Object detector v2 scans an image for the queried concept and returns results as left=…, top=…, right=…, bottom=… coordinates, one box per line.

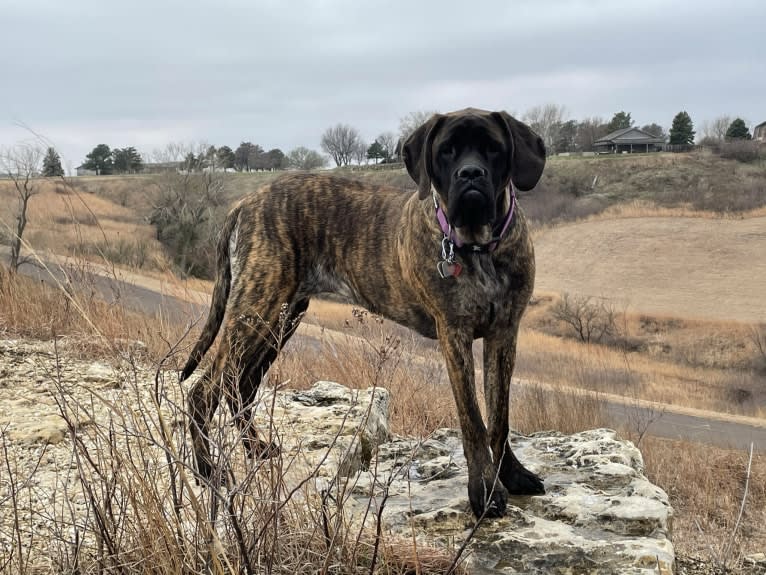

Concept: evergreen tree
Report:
left=234, top=142, right=258, bottom=171
left=669, top=111, right=695, bottom=145
left=42, top=147, right=64, bottom=176
left=607, top=111, right=633, bottom=132
left=265, top=148, right=285, bottom=170
left=112, top=147, right=143, bottom=173
left=725, top=118, right=752, bottom=141
left=82, top=144, right=113, bottom=175
left=641, top=123, right=667, bottom=140
left=554, top=120, right=578, bottom=153
left=216, top=145, right=235, bottom=170
left=182, top=152, right=198, bottom=172
left=366, top=140, right=385, bottom=163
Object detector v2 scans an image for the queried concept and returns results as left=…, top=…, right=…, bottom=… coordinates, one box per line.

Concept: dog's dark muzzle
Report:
left=450, top=185, right=497, bottom=228
left=448, top=162, right=496, bottom=228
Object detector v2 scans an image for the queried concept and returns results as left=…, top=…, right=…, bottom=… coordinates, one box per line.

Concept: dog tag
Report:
left=437, top=260, right=462, bottom=278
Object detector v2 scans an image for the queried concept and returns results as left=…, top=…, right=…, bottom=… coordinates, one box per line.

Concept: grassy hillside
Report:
left=5, top=151, right=763, bottom=261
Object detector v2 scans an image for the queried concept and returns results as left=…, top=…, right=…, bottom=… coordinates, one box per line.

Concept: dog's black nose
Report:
left=456, top=164, right=487, bottom=180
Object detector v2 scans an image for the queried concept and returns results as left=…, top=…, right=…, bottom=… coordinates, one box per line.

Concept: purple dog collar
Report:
left=432, top=183, right=516, bottom=253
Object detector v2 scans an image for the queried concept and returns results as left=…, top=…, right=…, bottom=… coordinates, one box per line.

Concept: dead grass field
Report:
left=0, top=178, right=168, bottom=272
left=534, top=216, right=766, bottom=323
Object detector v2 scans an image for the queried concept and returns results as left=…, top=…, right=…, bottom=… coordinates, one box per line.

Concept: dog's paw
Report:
left=244, top=437, right=281, bottom=460
left=500, top=463, right=545, bottom=496
left=192, top=460, right=230, bottom=489
left=468, top=472, right=507, bottom=519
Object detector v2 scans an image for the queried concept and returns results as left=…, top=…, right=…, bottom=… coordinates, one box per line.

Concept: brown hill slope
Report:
left=534, top=216, right=766, bottom=322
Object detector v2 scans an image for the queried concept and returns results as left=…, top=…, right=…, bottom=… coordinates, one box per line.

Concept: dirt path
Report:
left=534, top=216, right=766, bottom=323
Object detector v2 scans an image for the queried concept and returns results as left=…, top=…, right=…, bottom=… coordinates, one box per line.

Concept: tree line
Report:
left=318, top=108, right=759, bottom=168
left=516, top=106, right=756, bottom=154
left=78, top=142, right=327, bottom=175
left=7, top=107, right=761, bottom=181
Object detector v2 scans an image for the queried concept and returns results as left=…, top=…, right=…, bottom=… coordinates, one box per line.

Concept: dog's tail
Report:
left=180, top=205, right=241, bottom=381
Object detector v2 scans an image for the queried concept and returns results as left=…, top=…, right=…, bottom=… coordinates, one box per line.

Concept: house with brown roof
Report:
left=594, top=127, right=666, bottom=154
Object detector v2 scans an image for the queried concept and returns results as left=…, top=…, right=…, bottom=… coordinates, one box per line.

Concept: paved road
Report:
left=15, top=257, right=766, bottom=454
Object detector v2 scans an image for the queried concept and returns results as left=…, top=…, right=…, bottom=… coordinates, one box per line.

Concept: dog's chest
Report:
left=446, top=260, right=518, bottom=335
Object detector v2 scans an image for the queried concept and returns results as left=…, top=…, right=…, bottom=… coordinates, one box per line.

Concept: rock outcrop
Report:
left=258, top=380, right=675, bottom=575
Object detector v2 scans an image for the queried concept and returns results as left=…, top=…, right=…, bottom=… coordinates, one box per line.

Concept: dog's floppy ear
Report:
left=403, top=114, right=445, bottom=199
left=492, top=111, right=546, bottom=191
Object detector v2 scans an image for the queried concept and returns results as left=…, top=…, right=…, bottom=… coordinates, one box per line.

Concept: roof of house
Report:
left=594, top=127, right=666, bottom=146
left=754, top=120, right=766, bottom=130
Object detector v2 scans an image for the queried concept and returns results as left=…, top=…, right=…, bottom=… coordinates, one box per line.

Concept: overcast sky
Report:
left=1, top=0, right=764, bottom=171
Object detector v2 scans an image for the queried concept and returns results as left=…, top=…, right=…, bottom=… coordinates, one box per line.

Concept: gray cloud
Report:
left=1, top=0, right=764, bottom=169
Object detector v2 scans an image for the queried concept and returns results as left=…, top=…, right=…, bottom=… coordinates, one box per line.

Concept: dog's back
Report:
left=180, top=173, right=416, bottom=379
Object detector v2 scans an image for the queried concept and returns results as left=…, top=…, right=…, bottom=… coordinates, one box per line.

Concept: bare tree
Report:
left=576, top=117, right=608, bottom=152
left=1, top=144, right=43, bottom=272
left=551, top=293, right=619, bottom=344
left=149, top=143, right=227, bottom=277
left=286, top=146, right=326, bottom=170
left=320, top=124, right=362, bottom=167
left=523, top=103, right=567, bottom=153
left=376, top=131, right=397, bottom=162
left=700, top=115, right=732, bottom=143
left=152, top=141, right=212, bottom=173
left=398, top=110, right=438, bottom=144
left=353, top=139, right=368, bottom=165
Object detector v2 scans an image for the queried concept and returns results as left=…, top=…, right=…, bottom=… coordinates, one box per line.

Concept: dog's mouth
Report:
left=448, top=187, right=495, bottom=244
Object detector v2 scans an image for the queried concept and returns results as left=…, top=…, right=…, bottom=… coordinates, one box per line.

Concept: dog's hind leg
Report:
left=225, top=298, right=309, bottom=461
left=188, top=357, right=227, bottom=483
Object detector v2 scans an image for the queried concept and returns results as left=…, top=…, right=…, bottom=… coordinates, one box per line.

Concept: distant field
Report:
left=534, top=216, right=766, bottom=323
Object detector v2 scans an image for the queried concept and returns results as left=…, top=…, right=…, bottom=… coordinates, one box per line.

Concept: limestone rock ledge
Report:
left=267, top=381, right=675, bottom=575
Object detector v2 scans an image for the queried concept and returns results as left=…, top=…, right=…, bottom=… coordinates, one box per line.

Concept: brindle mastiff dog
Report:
left=180, top=108, right=546, bottom=518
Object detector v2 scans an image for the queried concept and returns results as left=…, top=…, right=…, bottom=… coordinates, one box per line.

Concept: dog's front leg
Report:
left=483, top=335, right=545, bottom=496
left=437, top=323, right=507, bottom=518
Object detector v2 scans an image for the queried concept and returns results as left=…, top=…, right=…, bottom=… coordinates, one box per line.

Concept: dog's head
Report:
left=403, top=108, right=545, bottom=245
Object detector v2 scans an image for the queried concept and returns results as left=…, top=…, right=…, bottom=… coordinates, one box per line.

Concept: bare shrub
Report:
left=150, top=169, right=227, bottom=278
left=551, top=293, right=619, bottom=344
left=0, top=144, right=43, bottom=272
left=750, top=323, right=766, bottom=375
left=81, top=237, right=154, bottom=269
left=720, top=140, right=762, bottom=163
left=518, top=185, right=607, bottom=225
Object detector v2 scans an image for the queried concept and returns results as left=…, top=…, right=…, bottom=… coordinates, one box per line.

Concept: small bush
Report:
left=150, top=171, right=228, bottom=278
left=82, top=237, right=153, bottom=269
left=720, top=141, right=762, bottom=163
left=551, top=293, right=619, bottom=344
left=751, top=324, right=766, bottom=375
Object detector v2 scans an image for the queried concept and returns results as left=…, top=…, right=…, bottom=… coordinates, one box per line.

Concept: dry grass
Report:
left=0, top=267, right=763, bottom=571
left=0, top=263, right=194, bottom=363
left=0, top=178, right=168, bottom=272
left=533, top=215, right=766, bottom=324
left=644, top=437, right=766, bottom=563
left=531, top=305, right=766, bottom=418
left=305, top=297, right=766, bottom=420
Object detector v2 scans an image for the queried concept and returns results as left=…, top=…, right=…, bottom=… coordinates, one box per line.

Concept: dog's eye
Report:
left=439, top=146, right=456, bottom=159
